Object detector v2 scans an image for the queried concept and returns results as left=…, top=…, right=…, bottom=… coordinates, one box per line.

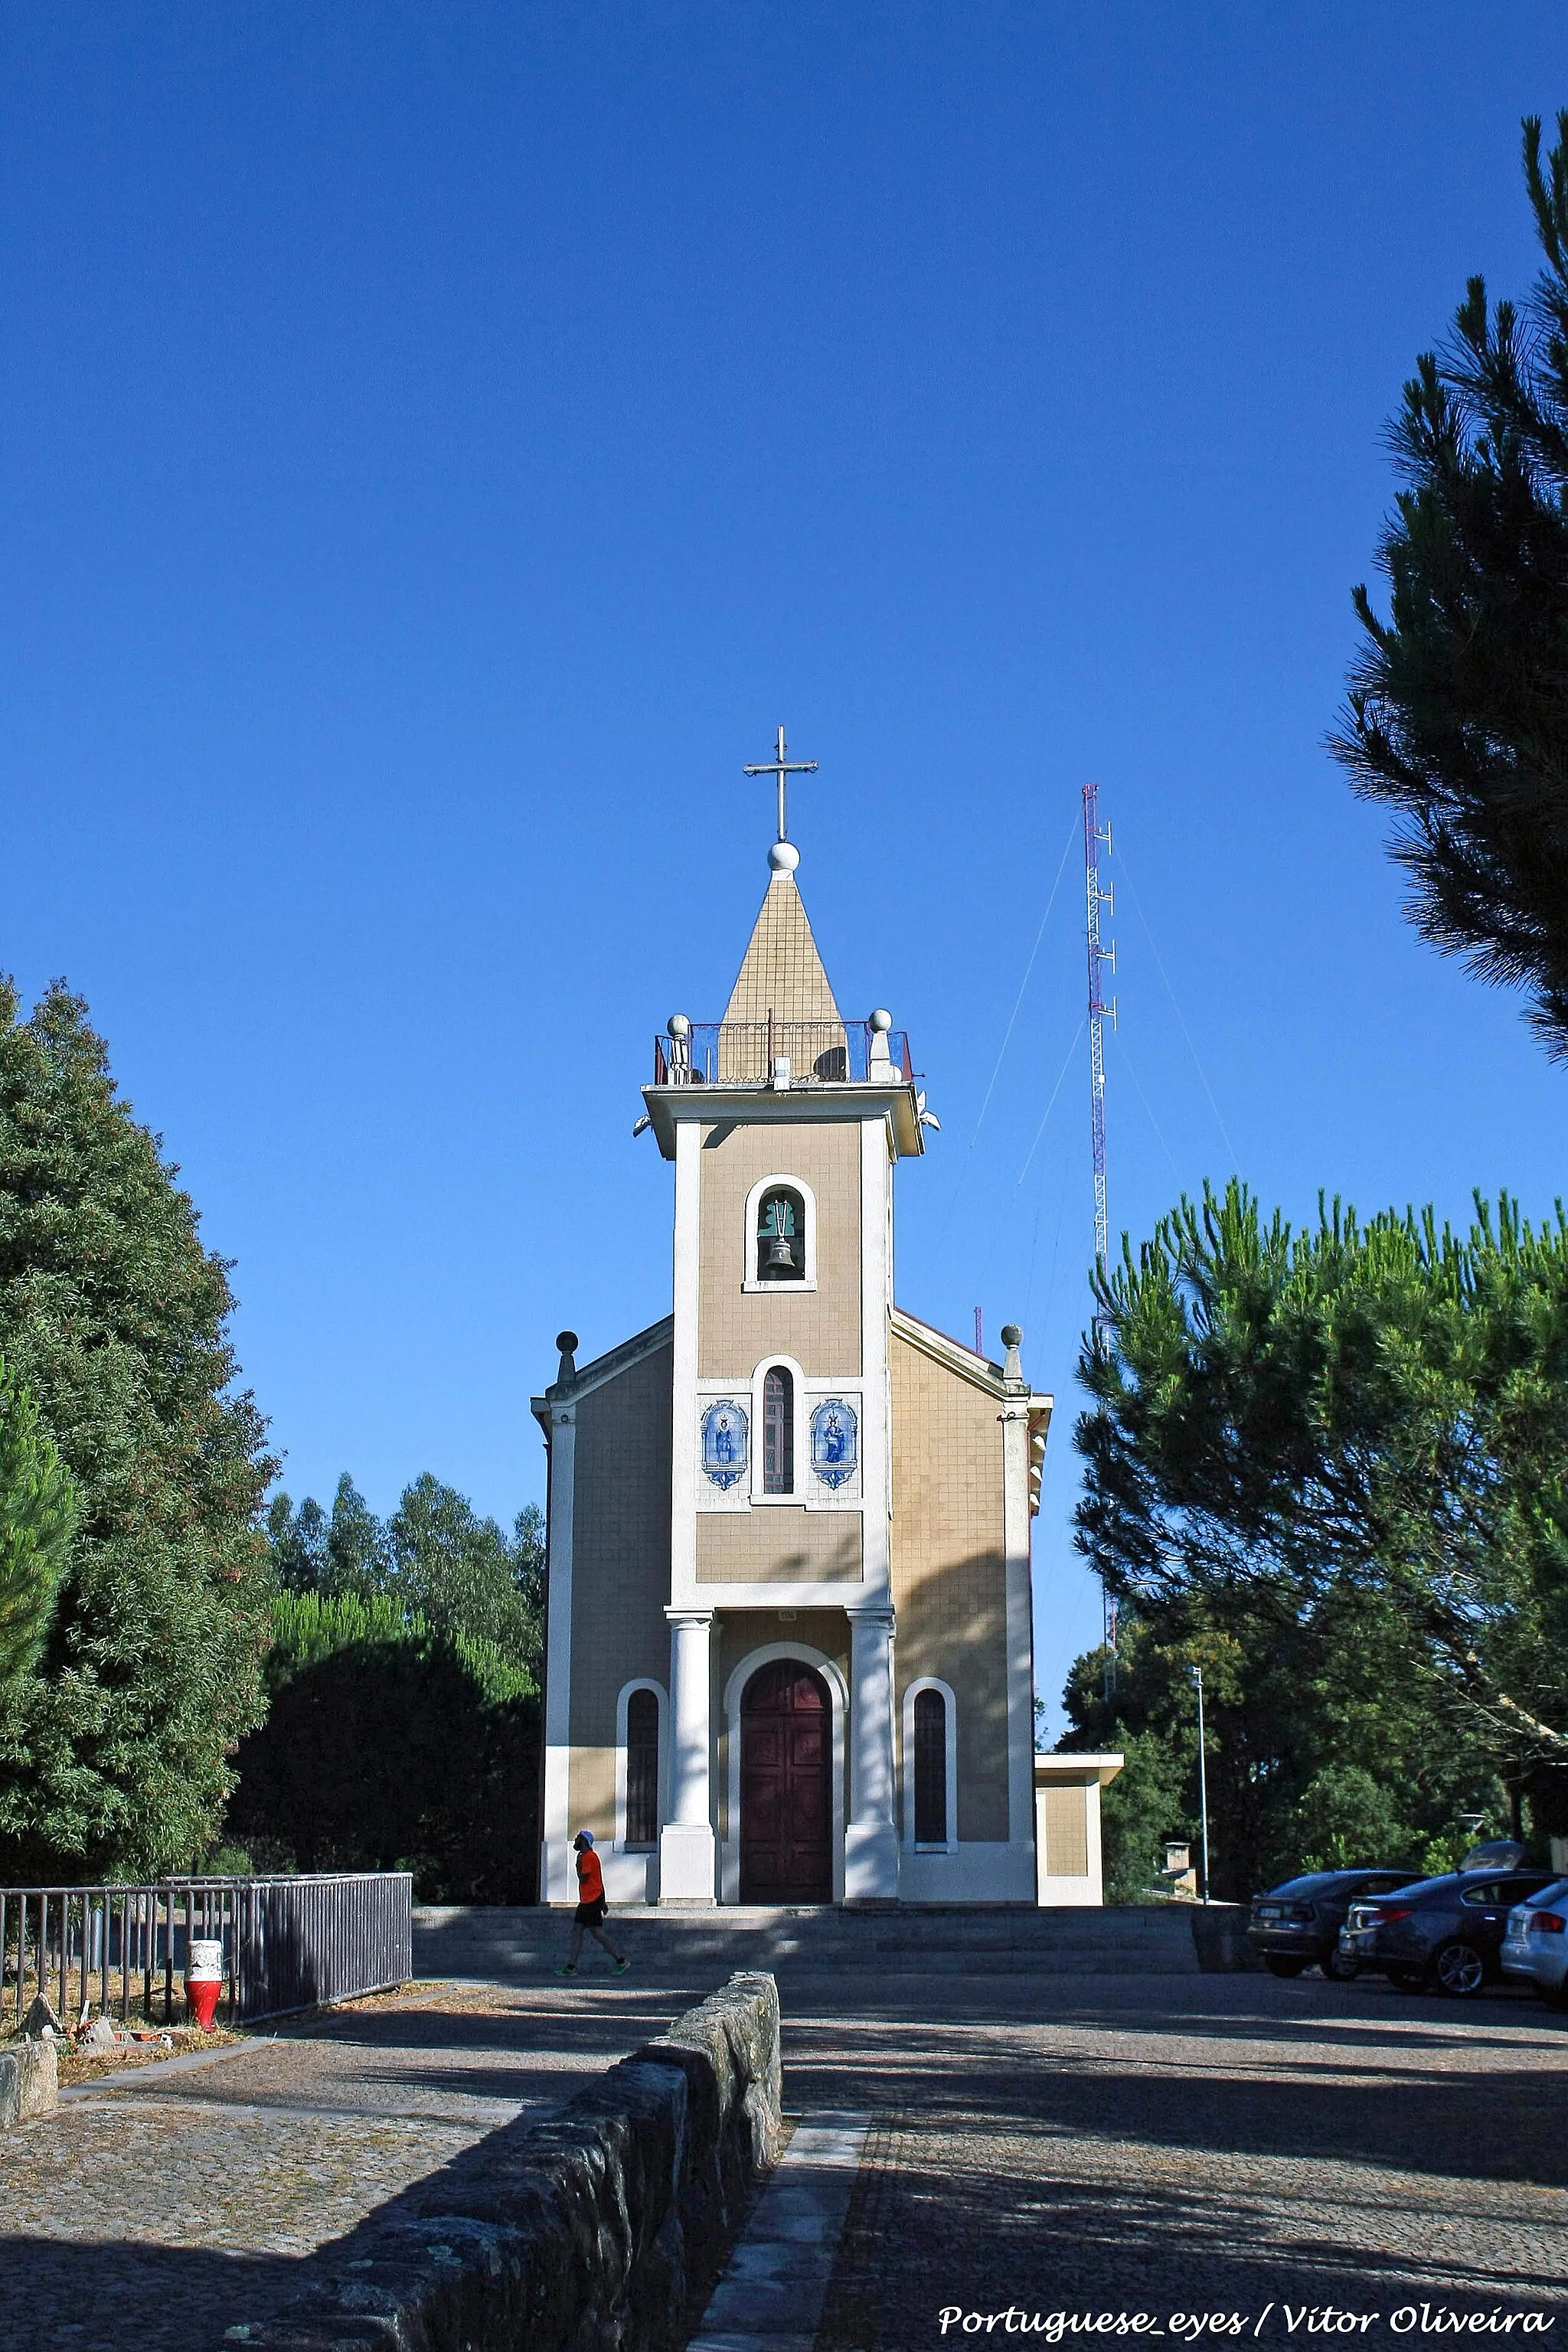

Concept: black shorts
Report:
left=573, top=1896, right=607, bottom=1926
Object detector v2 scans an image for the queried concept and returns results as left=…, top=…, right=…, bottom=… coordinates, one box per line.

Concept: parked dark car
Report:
left=1339, top=1866, right=1563, bottom=1995
left=1247, top=1869, right=1420, bottom=1978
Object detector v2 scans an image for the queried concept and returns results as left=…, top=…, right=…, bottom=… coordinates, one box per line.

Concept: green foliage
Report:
left=1096, top=1723, right=1190, bottom=1904
left=266, top=1476, right=544, bottom=1675
left=264, top=1587, right=535, bottom=1709
left=387, top=1476, right=542, bottom=1668
left=266, top=1474, right=389, bottom=1597
left=228, top=1589, right=538, bottom=1903
left=0, top=1352, right=78, bottom=1694
left=0, top=981, right=275, bottom=1880
left=1331, top=113, right=1568, bottom=1062
left=1063, top=1611, right=1485, bottom=1899
left=1069, top=1182, right=1568, bottom=1890
left=268, top=1588, right=420, bottom=1674
left=1294, top=1766, right=1410, bottom=1873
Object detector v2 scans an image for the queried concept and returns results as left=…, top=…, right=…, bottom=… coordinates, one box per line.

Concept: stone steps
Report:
left=413, top=1902, right=1251, bottom=1979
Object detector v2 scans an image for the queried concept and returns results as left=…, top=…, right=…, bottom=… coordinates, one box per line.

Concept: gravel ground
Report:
left=6, top=1961, right=1563, bottom=2352
left=0, top=1977, right=687, bottom=2352
left=793, top=1974, right=1568, bottom=2352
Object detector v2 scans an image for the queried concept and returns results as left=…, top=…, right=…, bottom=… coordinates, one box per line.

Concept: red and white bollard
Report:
left=185, top=1937, right=224, bottom=2031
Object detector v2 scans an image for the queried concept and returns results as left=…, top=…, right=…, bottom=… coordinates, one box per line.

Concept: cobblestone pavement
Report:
left=789, top=1974, right=1568, bottom=2352
left=0, top=1976, right=685, bottom=2352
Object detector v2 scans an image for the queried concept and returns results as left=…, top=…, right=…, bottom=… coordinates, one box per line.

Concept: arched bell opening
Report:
left=756, top=1185, right=806, bottom=1282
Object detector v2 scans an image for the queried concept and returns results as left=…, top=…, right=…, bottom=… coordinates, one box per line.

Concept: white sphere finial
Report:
left=769, top=840, right=800, bottom=873
left=667, top=1014, right=691, bottom=1038
left=869, top=1008, right=893, bottom=1033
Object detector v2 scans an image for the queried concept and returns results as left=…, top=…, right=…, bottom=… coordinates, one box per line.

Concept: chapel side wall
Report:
left=566, top=1342, right=674, bottom=1841
left=697, top=1119, right=861, bottom=1379
left=890, top=1328, right=1010, bottom=1841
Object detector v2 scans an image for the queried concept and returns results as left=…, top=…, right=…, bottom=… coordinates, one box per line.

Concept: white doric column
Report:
left=658, top=1606, right=717, bottom=1903
left=844, top=1603, right=899, bottom=1900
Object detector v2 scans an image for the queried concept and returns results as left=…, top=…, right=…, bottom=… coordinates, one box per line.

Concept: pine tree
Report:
left=0, top=980, right=275, bottom=1879
left=1331, top=114, right=1568, bottom=1063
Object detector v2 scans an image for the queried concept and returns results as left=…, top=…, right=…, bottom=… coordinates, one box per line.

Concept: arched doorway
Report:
left=739, top=1658, right=833, bottom=1903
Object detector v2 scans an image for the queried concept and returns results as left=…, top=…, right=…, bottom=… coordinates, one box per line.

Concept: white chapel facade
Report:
left=534, top=760, right=1054, bottom=1906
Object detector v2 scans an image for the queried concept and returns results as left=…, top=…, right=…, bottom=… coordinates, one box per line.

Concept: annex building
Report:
left=534, top=748, right=1065, bottom=1907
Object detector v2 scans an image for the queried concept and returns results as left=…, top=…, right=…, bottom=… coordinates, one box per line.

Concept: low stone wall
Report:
left=246, top=1969, right=783, bottom=2352
left=0, top=2037, right=57, bottom=2131
left=1189, top=1901, right=1263, bottom=1972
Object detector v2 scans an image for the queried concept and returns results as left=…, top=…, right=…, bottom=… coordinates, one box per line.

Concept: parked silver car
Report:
left=1500, top=1877, right=1568, bottom=2007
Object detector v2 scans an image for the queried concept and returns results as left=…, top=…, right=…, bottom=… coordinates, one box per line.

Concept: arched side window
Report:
left=903, top=1676, right=959, bottom=1853
left=756, top=1186, right=806, bottom=1282
left=616, top=1678, right=666, bottom=1853
left=763, top=1365, right=795, bottom=1493
left=625, top=1688, right=660, bottom=1848
left=913, top=1689, right=949, bottom=1845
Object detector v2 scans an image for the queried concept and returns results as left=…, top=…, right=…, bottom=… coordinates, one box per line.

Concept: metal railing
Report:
left=1, top=1873, right=412, bottom=2030
left=653, top=1019, right=915, bottom=1089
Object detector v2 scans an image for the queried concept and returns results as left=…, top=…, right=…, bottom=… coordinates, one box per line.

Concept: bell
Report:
left=763, top=1233, right=796, bottom=1276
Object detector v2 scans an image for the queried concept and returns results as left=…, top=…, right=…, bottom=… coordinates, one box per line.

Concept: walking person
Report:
left=556, top=1830, right=629, bottom=1975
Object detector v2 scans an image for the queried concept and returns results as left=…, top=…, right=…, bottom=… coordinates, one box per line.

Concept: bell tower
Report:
left=641, top=748, right=926, bottom=1904
left=537, top=727, right=1050, bottom=1915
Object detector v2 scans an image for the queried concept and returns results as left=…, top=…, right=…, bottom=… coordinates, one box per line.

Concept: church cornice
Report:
left=890, top=1305, right=1011, bottom=1396
left=530, top=1312, right=675, bottom=1429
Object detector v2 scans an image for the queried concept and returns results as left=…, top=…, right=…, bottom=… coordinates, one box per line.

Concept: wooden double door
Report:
left=739, top=1658, right=833, bottom=1904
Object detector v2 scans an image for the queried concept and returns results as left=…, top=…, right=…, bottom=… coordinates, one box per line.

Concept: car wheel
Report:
left=1386, top=1965, right=1426, bottom=1991
left=1322, top=1948, right=1359, bottom=1982
left=1263, top=1955, right=1307, bottom=1978
left=1431, top=1940, right=1488, bottom=1998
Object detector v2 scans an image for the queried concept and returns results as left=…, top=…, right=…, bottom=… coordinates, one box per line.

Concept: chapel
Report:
left=533, top=741, right=1057, bottom=1907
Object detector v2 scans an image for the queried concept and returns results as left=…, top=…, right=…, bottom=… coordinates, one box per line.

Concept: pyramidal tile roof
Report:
left=723, top=861, right=843, bottom=1026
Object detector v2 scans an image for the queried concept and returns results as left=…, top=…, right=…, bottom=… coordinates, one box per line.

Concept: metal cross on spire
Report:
left=743, top=724, right=818, bottom=842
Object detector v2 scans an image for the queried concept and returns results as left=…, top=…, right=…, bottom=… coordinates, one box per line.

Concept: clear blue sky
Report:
left=5, top=5, right=1566, bottom=1736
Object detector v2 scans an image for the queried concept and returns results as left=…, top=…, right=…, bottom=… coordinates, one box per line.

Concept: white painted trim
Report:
left=889, top=1305, right=1008, bottom=1397
left=901, top=1675, right=959, bottom=1854
left=660, top=1607, right=717, bottom=1902
left=682, top=1580, right=868, bottom=1609
left=539, top=1401, right=577, bottom=1905
left=750, top=1353, right=808, bottom=1502
left=741, top=1170, right=818, bottom=1292
left=668, top=1117, right=702, bottom=1607
left=614, top=1678, right=668, bottom=1854
left=844, top=1603, right=899, bottom=1897
left=720, top=1641, right=848, bottom=1905
left=1034, top=1778, right=1106, bottom=1906
left=859, top=1120, right=891, bottom=1596
left=1001, top=1393, right=1037, bottom=1861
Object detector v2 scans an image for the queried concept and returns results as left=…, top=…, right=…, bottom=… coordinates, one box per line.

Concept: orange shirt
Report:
left=577, top=1846, right=604, bottom=1903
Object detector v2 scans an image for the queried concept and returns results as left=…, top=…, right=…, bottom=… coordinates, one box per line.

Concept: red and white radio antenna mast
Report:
left=1083, top=780, right=1119, bottom=1704
left=1082, top=782, right=1116, bottom=1279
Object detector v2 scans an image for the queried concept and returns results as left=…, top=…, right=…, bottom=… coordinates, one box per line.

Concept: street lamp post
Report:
left=1191, top=1665, right=1210, bottom=1906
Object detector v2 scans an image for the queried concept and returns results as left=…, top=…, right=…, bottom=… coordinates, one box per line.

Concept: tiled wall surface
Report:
left=890, top=1329, right=1011, bottom=1842
left=696, top=1508, right=864, bottom=1583
left=697, top=1117, right=862, bottom=1378
left=567, top=1341, right=675, bottom=1836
